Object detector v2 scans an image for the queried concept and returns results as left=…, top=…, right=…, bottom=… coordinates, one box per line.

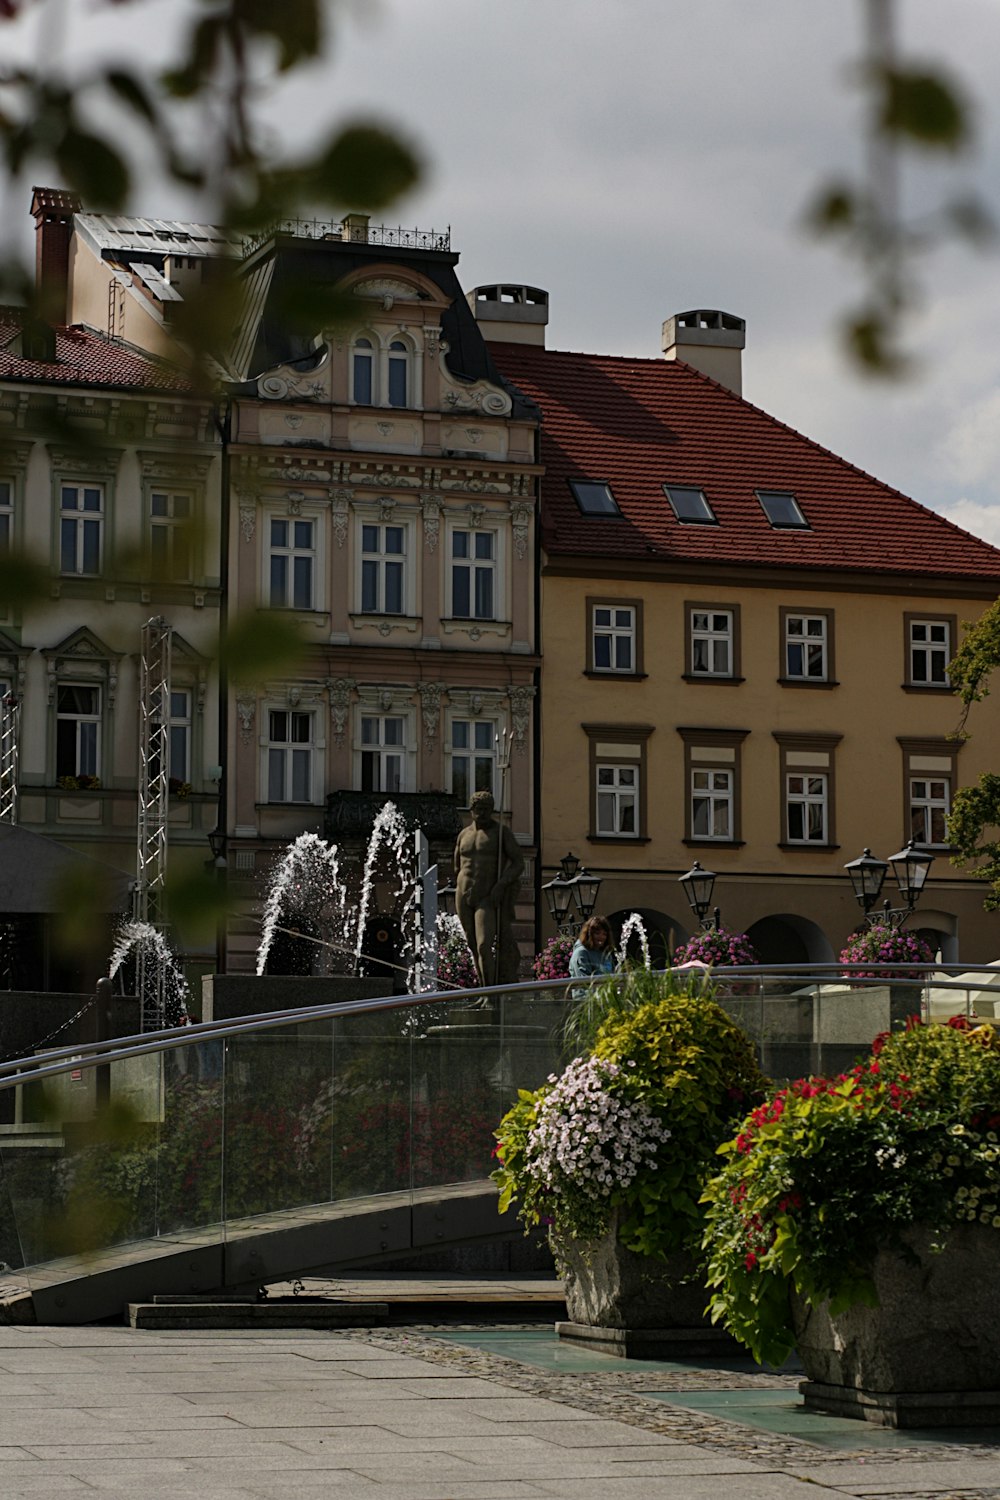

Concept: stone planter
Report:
left=553, top=1211, right=736, bottom=1359
left=792, top=1224, right=1000, bottom=1427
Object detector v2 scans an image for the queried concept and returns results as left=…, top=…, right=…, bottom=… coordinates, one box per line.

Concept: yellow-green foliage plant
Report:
left=701, top=1016, right=1000, bottom=1366
left=493, top=981, right=767, bottom=1261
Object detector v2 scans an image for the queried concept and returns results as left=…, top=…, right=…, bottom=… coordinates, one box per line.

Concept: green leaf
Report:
left=104, top=68, right=159, bottom=125
left=55, top=126, right=130, bottom=210
left=222, top=611, right=309, bottom=683
left=308, top=123, right=421, bottom=212
left=879, top=68, right=970, bottom=152
left=233, top=0, right=323, bottom=70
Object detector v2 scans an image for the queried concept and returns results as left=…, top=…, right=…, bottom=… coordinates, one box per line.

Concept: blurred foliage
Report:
left=808, top=0, right=994, bottom=374
left=946, top=600, right=1000, bottom=910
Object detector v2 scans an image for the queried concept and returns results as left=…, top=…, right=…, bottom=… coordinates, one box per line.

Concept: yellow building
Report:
left=487, top=304, right=1000, bottom=964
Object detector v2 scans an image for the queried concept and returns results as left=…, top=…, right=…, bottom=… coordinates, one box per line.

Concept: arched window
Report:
left=352, top=336, right=374, bottom=405
left=387, top=340, right=409, bottom=408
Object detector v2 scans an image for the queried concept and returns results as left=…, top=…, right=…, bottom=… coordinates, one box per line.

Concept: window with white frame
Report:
left=269, top=517, right=315, bottom=610
left=360, top=714, right=405, bottom=793
left=450, top=718, right=495, bottom=805
left=691, top=767, right=733, bottom=840
left=387, top=339, right=410, bottom=407
left=783, top=612, right=829, bottom=680
left=910, top=776, right=950, bottom=847
left=786, top=772, right=828, bottom=843
left=150, top=490, right=193, bottom=582
left=451, top=530, right=496, bottom=620
left=60, top=483, right=103, bottom=575
left=361, top=523, right=405, bottom=614
left=596, top=763, right=638, bottom=836
left=56, top=684, right=101, bottom=779
left=266, top=709, right=314, bottom=803
left=352, top=335, right=375, bottom=405
left=592, top=604, right=635, bottom=673
left=169, top=689, right=192, bottom=784
left=0, top=479, right=12, bottom=554
left=690, top=608, right=734, bottom=677
left=908, top=619, right=951, bottom=686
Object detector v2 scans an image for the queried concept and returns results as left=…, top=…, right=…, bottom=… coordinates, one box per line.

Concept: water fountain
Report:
left=109, top=919, right=192, bottom=1030
left=618, top=911, right=651, bottom=970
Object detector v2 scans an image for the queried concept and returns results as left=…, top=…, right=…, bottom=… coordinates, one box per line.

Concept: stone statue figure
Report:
left=453, top=789, right=524, bottom=986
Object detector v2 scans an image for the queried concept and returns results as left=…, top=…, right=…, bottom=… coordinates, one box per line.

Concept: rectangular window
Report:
left=451, top=530, right=495, bottom=620
left=592, top=605, right=635, bottom=673
left=169, top=689, right=191, bottom=784
left=60, top=484, right=103, bottom=575
left=690, top=608, right=733, bottom=676
left=266, top=710, right=313, bottom=803
left=756, top=490, right=809, bottom=529
left=360, top=523, right=405, bottom=615
left=360, top=714, right=404, bottom=793
left=596, top=764, right=638, bottom=836
left=56, top=684, right=101, bottom=778
left=691, top=768, right=733, bottom=840
left=910, top=777, right=950, bottom=847
left=569, top=480, right=621, bottom=516
left=784, top=613, right=828, bottom=680
left=269, top=517, right=315, bottom=610
left=150, top=490, right=193, bottom=582
left=0, top=479, right=12, bottom=554
left=664, top=485, right=717, bottom=524
left=450, top=719, right=495, bottom=806
left=786, top=772, right=828, bottom=843
left=909, top=619, right=951, bottom=686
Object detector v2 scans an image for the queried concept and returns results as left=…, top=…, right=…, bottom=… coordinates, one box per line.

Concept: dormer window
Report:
left=664, top=485, right=717, bottom=524
left=756, top=489, right=809, bottom=529
left=352, top=336, right=374, bottom=405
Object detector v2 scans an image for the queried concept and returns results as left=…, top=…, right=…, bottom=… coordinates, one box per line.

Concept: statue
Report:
left=453, top=789, right=524, bottom=985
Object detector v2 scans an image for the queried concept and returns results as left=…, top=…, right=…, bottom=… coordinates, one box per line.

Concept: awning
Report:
left=0, top=825, right=131, bottom=914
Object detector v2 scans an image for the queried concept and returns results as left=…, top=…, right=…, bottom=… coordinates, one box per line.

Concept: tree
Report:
left=947, top=599, right=1000, bottom=910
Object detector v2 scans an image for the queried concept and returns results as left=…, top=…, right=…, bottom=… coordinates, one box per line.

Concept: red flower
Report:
left=744, top=1251, right=758, bottom=1270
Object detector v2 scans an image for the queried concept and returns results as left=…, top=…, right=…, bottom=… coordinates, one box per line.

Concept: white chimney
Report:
left=467, top=284, right=549, bottom=346
left=662, top=309, right=745, bottom=395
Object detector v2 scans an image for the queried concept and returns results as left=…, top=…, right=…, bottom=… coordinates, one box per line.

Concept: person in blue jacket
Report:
left=568, top=915, right=615, bottom=998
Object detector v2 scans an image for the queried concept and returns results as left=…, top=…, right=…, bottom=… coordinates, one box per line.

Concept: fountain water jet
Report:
left=110, top=919, right=191, bottom=1030
left=618, top=911, right=651, bottom=970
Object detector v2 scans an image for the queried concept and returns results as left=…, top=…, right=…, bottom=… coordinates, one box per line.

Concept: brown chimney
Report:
left=30, top=186, right=81, bottom=324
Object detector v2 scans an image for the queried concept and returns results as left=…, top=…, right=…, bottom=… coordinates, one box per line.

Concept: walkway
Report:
left=0, top=1293, right=997, bottom=1498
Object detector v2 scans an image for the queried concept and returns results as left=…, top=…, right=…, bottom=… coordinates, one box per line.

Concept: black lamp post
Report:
left=679, top=860, right=721, bottom=932
left=845, top=841, right=933, bottom=929
left=542, top=853, right=602, bottom=936
left=207, top=827, right=227, bottom=974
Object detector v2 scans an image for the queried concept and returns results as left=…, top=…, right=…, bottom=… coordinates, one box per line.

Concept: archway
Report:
left=607, top=908, right=690, bottom=969
left=910, top=908, right=957, bottom=965
left=747, top=914, right=834, bottom=966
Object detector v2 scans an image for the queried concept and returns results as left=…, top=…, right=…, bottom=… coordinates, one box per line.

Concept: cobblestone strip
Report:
left=335, top=1325, right=1000, bottom=1470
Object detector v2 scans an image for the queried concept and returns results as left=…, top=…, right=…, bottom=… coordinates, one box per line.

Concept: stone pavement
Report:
left=0, top=1318, right=999, bottom=1500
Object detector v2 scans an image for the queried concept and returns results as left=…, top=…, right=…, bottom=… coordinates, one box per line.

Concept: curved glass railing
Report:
left=0, top=964, right=992, bottom=1320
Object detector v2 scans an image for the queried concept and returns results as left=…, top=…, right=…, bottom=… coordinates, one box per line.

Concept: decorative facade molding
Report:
left=325, top=677, right=355, bottom=746
left=138, top=451, right=213, bottom=484
left=377, top=496, right=396, bottom=524
left=287, top=490, right=304, bottom=516
left=331, top=490, right=351, bottom=547
left=235, top=689, right=256, bottom=747
left=467, top=503, right=485, bottom=529
left=257, top=371, right=327, bottom=402
left=510, top=499, right=532, bottom=560
left=420, top=494, right=442, bottom=552
left=507, top=684, right=536, bottom=754
left=418, top=682, right=443, bottom=746
left=439, top=363, right=512, bottom=417
left=48, top=447, right=122, bottom=479
left=239, top=504, right=256, bottom=543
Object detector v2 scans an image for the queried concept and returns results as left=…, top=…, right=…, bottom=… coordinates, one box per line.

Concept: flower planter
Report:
left=553, top=1212, right=737, bottom=1359
left=792, top=1224, right=1000, bottom=1427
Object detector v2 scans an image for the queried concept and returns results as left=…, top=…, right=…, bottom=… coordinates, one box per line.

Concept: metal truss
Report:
left=135, top=618, right=172, bottom=1029
left=0, top=693, right=19, bottom=826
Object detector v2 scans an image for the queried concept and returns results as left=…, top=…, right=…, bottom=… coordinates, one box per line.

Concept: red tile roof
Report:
left=491, top=342, right=1000, bottom=583
left=0, top=311, right=191, bottom=391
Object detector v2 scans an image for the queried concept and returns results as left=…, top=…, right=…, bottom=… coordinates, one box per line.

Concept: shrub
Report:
left=701, top=1016, right=1000, bottom=1366
left=494, top=978, right=768, bottom=1264
left=672, top=926, right=759, bottom=968
left=532, top=934, right=574, bottom=981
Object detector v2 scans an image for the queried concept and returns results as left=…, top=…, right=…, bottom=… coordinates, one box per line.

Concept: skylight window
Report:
left=756, top=490, right=810, bottom=529
left=664, top=485, right=717, bottom=525
left=569, top=480, right=621, bottom=516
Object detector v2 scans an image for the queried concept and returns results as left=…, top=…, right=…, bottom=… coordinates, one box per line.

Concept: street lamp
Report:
left=207, top=827, right=227, bottom=974
left=542, top=853, right=602, bottom=936
left=844, top=841, right=934, bottom=929
left=679, top=860, right=721, bottom=932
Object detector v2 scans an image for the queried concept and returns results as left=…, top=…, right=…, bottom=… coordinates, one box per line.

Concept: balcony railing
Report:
left=242, top=220, right=451, bottom=259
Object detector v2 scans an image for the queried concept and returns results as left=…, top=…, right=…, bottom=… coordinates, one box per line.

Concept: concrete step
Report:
left=128, top=1298, right=390, bottom=1330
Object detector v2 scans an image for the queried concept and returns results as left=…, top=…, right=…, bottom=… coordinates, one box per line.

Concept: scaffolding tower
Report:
left=0, top=692, right=19, bottom=826
left=134, top=618, right=172, bottom=1029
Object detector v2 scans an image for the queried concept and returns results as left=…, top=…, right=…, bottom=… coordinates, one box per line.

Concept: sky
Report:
left=9, top=0, right=1000, bottom=545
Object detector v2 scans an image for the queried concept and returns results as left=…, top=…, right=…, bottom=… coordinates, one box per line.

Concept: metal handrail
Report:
left=0, top=960, right=990, bottom=1094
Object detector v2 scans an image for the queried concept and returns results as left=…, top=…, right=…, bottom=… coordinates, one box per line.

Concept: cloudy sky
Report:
left=11, top=0, right=1000, bottom=544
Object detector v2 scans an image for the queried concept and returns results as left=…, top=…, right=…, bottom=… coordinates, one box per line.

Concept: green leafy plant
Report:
left=494, top=979, right=767, bottom=1265
left=701, top=1015, right=1000, bottom=1366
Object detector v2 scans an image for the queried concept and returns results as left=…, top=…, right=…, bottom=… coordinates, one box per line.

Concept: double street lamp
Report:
left=542, top=852, right=603, bottom=936
left=678, top=860, right=722, bottom=932
left=844, top=839, right=934, bottom=930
